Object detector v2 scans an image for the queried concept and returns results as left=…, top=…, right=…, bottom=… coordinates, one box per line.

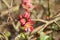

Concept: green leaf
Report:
left=20, top=33, right=25, bottom=39
left=45, top=36, right=49, bottom=40
left=4, top=31, right=11, bottom=37
left=40, top=32, right=45, bottom=40
left=39, top=32, right=49, bottom=40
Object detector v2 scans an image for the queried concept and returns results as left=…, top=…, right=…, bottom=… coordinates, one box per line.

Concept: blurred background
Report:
left=0, top=0, right=60, bottom=40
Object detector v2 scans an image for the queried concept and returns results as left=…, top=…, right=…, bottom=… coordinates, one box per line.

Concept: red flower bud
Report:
left=22, top=0, right=32, bottom=9
left=24, top=10, right=30, bottom=19
left=19, top=14, right=23, bottom=19
left=46, top=16, right=50, bottom=20
left=20, top=18, right=26, bottom=25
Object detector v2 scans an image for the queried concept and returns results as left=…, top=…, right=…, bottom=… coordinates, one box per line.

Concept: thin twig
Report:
left=38, top=23, right=48, bottom=33
left=45, top=30, right=53, bottom=34
left=11, top=0, right=14, bottom=7
left=0, top=0, right=2, bottom=10
left=32, top=19, right=48, bottom=23
left=0, top=32, right=8, bottom=40
left=31, top=25, right=45, bottom=34
left=2, top=0, right=11, bottom=8
left=38, top=17, right=60, bottom=33
left=54, top=21, right=60, bottom=27
left=9, top=15, right=20, bottom=32
left=31, top=38, right=37, bottom=40
left=1, top=5, right=19, bottom=16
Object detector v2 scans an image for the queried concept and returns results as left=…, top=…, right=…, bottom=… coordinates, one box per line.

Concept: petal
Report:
left=28, top=27, right=31, bottom=32
left=27, top=21, right=33, bottom=25
left=24, top=26, right=28, bottom=31
left=20, top=18, right=26, bottom=25
left=24, top=10, right=30, bottom=19
left=30, top=26, right=33, bottom=32
left=26, top=3, right=33, bottom=8
left=22, top=4, right=25, bottom=8
left=27, top=26, right=33, bottom=32
left=29, top=21, right=34, bottom=25
left=23, top=0, right=30, bottom=3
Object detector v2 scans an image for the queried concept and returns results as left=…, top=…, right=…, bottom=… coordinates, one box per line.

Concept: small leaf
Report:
left=39, top=32, right=49, bottom=40
left=20, top=33, right=25, bottom=39
left=45, top=36, right=49, bottom=40
left=4, top=31, right=11, bottom=37
left=40, top=32, right=45, bottom=40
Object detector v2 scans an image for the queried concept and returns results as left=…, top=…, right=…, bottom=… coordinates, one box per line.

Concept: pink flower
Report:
left=23, top=0, right=30, bottom=3
left=22, top=3, right=32, bottom=9
left=24, top=10, right=30, bottom=19
left=18, top=0, right=33, bottom=32
left=26, top=3, right=33, bottom=9
left=24, top=22, right=33, bottom=32
left=46, top=16, right=50, bottom=20
left=22, top=0, right=32, bottom=9
left=20, top=18, right=26, bottom=25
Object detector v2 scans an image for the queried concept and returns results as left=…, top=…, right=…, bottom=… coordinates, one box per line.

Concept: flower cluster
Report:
left=19, top=0, right=33, bottom=32
left=22, top=0, right=33, bottom=10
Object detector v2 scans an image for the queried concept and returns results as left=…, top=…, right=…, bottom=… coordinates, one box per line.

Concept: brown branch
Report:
left=45, top=30, right=53, bottom=35
left=38, top=17, right=60, bottom=33
left=0, top=32, right=8, bottom=40
left=6, top=13, right=20, bottom=32
left=2, top=0, right=11, bottom=8
left=31, top=38, right=37, bottom=40
left=9, top=16, right=20, bottom=32
left=31, top=25, right=45, bottom=34
left=28, top=35, right=34, bottom=40
left=11, top=0, right=14, bottom=7
left=32, top=19, right=48, bottom=23
left=38, top=23, right=48, bottom=33
left=30, top=17, right=60, bottom=40
left=54, top=21, right=60, bottom=28
left=1, top=5, right=19, bottom=16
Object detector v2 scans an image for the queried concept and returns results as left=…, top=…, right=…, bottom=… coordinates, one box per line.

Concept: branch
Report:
left=32, top=19, right=48, bottom=23
left=0, top=32, right=8, bottom=40
left=54, top=21, right=60, bottom=28
left=31, top=38, right=37, bottom=40
left=38, top=17, right=60, bottom=33
left=1, top=5, right=19, bottom=16
left=45, top=30, right=52, bottom=34
left=31, top=25, right=44, bottom=34
left=11, top=0, right=14, bottom=7
left=2, top=0, right=11, bottom=8
left=12, top=21, right=20, bottom=32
